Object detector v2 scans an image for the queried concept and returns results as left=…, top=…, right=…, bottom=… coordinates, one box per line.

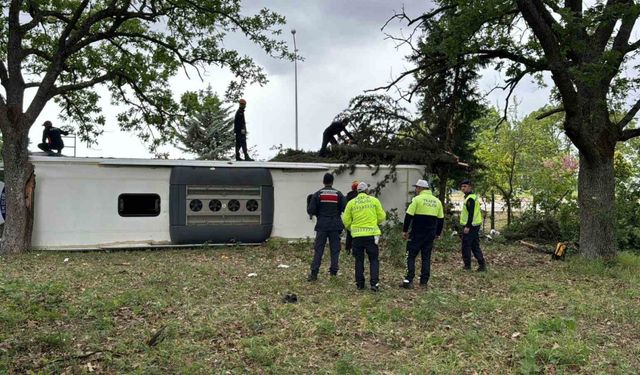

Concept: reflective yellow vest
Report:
left=342, top=193, right=386, bottom=237
left=460, top=193, right=482, bottom=226
left=407, top=190, right=444, bottom=218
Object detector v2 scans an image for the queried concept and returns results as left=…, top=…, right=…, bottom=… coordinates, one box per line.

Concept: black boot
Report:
left=306, top=273, right=318, bottom=282
left=400, top=280, right=413, bottom=289
left=244, top=155, right=254, bottom=161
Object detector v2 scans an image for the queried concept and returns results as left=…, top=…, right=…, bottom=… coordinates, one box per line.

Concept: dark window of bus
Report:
left=118, top=194, right=161, bottom=217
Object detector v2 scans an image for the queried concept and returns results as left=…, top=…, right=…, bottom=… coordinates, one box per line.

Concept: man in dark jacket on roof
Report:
left=319, top=118, right=354, bottom=157
left=38, top=120, right=69, bottom=156
left=306, top=173, right=346, bottom=281
left=234, top=98, right=253, bottom=161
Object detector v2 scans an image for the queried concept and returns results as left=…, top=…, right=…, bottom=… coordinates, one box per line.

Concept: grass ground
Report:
left=1, top=238, right=639, bottom=374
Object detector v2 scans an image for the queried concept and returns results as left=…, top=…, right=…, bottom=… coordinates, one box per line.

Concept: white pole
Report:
left=292, top=29, right=298, bottom=150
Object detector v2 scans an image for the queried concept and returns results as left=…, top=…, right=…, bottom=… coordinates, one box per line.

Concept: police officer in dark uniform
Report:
left=460, top=179, right=486, bottom=271
left=306, top=173, right=346, bottom=281
left=38, top=120, right=69, bottom=156
left=400, top=179, right=444, bottom=289
left=234, top=98, right=253, bottom=161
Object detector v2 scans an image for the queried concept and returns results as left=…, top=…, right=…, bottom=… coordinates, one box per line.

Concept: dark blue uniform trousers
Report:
left=310, top=230, right=342, bottom=275
left=405, top=233, right=435, bottom=284
left=461, top=225, right=485, bottom=268
left=352, top=236, right=380, bottom=287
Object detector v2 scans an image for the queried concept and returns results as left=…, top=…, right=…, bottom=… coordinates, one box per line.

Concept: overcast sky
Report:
left=27, top=0, right=553, bottom=160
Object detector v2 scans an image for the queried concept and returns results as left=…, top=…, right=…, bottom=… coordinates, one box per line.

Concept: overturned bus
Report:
left=0, top=157, right=425, bottom=250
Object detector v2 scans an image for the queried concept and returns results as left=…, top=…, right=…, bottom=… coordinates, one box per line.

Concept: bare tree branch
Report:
left=408, top=4, right=457, bottom=26
left=366, top=66, right=424, bottom=93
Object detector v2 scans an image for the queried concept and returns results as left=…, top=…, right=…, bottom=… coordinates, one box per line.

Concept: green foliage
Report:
left=474, top=106, right=577, bottom=226
left=379, top=209, right=405, bottom=267
left=614, top=141, right=640, bottom=253
left=518, top=317, right=589, bottom=374
left=1, top=1, right=291, bottom=152
left=175, top=86, right=235, bottom=160
left=1, top=245, right=640, bottom=372
left=241, top=336, right=279, bottom=367
left=387, top=1, right=640, bottom=257
left=502, top=212, right=561, bottom=242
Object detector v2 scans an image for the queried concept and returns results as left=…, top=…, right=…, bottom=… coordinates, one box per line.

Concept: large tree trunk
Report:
left=578, top=153, right=616, bottom=259
left=0, top=125, right=35, bottom=254
left=437, top=168, right=448, bottom=205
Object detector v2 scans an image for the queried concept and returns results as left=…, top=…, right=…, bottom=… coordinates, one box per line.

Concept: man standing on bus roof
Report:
left=234, top=98, right=253, bottom=161
left=342, top=182, right=386, bottom=291
left=306, top=173, right=346, bottom=281
left=400, top=179, right=444, bottom=289
left=459, top=179, right=487, bottom=272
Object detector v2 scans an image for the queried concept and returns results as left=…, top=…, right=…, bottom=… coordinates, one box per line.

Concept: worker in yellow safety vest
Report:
left=400, top=179, right=444, bottom=289
left=459, top=179, right=486, bottom=272
left=342, top=182, right=386, bottom=291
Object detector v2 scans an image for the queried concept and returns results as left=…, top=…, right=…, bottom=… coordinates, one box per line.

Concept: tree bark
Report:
left=578, top=153, right=616, bottom=259
left=0, top=125, right=35, bottom=254
left=506, top=197, right=512, bottom=226
left=437, top=167, right=448, bottom=205
left=490, top=192, right=495, bottom=230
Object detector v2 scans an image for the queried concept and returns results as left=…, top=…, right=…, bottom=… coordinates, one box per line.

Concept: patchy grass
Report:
left=1, top=238, right=639, bottom=374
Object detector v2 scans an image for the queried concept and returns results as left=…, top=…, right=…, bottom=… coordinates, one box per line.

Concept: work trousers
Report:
left=461, top=225, right=485, bottom=268
left=235, top=133, right=249, bottom=159
left=405, top=233, right=435, bottom=284
left=310, top=230, right=342, bottom=275
left=352, top=236, right=379, bottom=288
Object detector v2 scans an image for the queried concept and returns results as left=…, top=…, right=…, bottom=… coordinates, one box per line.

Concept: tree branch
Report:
left=474, top=49, right=548, bottom=70
left=619, top=128, right=640, bottom=141
left=22, top=48, right=53, bottom=62
left=626, top=38, right=640, bottom=53
left=516, top=0, right=578, bottom=112
left=611, top=1, right=637, bottom=55
left=592, top=0, right=621, bottom=55
left=408, top=5, right=457, bottom=26
left=617, top=98, right=640, bottom=130
left=536, top=106, right=565, bottom=120
left=564, top=0, right=582, bottom=13
left=0, top=62, right=8, bottom=88
left=49, top=73, right=116, bottom=98
left=366, top=66, right=424, bottom=93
